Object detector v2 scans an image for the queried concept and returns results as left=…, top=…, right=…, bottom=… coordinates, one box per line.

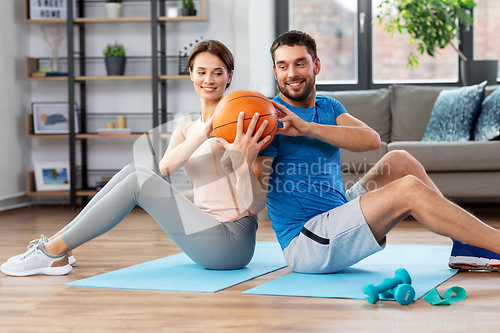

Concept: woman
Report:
left=1, top=40, right=271, bottom=276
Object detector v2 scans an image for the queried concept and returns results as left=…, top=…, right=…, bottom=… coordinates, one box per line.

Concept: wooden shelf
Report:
left=75, top=75, right=152, bottom=81
left=25, top=115, right=171, bottom=139
left=26, top=171, right=69, bottom=197
left=24, top=18, right=66, bottom=23
left=77, top=189, right=98, bottom=196
left=24, top=57, right=67, bottom=81
left=76, top=133, right=171, bottom=139
left=159, top=75, right=191, bottom=80
left=158, top=16, right=207, bottom=22
left=25, top=57, right=156, bottom=81
left=74, top=17, right=151, bottom=23
left=24, top=0, right=208, bottom=23
left=25, top=115, right=67, bottom=139
left=27, top=171, right=98, bottom=197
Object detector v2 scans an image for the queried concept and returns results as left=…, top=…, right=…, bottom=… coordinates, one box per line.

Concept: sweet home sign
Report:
left=30, top=0, right=76, bottom=19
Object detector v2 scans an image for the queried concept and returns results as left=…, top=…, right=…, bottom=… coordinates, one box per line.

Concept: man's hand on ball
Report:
left=271, top=100, right=309, bottom=137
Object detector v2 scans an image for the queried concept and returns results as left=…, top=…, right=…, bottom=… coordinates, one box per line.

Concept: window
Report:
left=473, top=0, right=500, bottom=79
left=372, top=0, right=459, bottom=83
left=289, top=0, right=358, bottom=84
left=278, top=0, right=497, bottom=89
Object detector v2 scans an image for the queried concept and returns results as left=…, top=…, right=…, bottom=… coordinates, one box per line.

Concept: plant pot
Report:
left=105, top=3, right=122, bottom=18
left=105, top=57, right=126, bottom=76
left=460, top=60, right=498, bottom=86
left=180, top=8, right=197, bottom=16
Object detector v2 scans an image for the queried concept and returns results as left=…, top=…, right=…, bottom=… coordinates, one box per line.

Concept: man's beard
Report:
left=277, top=77, right=315, bottom=102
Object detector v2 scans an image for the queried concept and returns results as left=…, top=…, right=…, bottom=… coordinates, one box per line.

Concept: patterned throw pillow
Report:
left=422, top=81, right=487, bottom=141
left=473, top=87, right=500, bottom=141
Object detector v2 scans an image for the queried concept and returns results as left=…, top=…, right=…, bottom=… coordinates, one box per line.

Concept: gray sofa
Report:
left=320, top=85, right=500, bottom=200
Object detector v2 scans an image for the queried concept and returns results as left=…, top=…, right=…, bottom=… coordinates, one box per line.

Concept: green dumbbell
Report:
left=380, top=281, right=415, bottom=305
left=362, top=268, right=413, bottom=305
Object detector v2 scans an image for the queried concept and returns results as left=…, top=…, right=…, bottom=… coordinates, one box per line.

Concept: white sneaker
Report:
left=8, top=235, right=49, bottom=262
left=1, top=242, right=73, bottom=276
left=68, top=253, right=77, bottom=265
left=8, top=235, right=76, bottom=265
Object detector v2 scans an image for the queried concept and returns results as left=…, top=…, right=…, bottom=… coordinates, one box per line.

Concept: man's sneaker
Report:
left=449, top=239, right=500, bottom=272
left=1, top=242, right=72, bottom=276
left=8, top=235, right=76, bottom=266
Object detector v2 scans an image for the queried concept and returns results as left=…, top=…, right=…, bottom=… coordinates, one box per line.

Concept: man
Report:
left=254, top=30, right=500, bottom=273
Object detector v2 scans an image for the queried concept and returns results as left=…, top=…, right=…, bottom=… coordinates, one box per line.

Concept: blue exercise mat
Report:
left=65, top=241, right=287, bottom=293
left=243, top=245, right=457, bottom=301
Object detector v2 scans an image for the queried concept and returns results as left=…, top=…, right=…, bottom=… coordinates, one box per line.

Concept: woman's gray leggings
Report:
left=61, top=164, right=257, bottom=270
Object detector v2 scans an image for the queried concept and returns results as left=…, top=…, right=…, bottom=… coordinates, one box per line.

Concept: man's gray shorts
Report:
left=283, top=182, right=385, bottom=273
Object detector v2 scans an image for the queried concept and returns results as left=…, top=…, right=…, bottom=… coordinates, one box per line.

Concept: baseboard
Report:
left=0, top=192, right=32, bottom=212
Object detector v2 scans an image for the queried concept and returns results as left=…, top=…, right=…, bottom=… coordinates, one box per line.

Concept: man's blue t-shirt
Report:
left=259, top=94, right=348, bottom=250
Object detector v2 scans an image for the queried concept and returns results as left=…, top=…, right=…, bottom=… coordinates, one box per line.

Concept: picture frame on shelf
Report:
left=34, top=161, right=70, bottom=191
left=32, top=102, right=79, bottom=134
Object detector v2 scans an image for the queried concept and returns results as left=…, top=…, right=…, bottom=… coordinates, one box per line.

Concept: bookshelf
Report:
left=24, top=0, right=205, bottom=206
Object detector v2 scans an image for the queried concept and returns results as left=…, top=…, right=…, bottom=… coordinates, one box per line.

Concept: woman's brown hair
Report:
left=188, top=40, right=234, bottom=89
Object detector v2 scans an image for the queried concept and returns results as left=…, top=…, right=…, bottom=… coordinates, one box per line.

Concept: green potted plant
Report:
left=103, top=42, right=126, bottom=76
left=377, top=0, right=497, bottom=85
left=105, top=0, right=123, bottom=18
left=181, top=0, right=197, bottom=16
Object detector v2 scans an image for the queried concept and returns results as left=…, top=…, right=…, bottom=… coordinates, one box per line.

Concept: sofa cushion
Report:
left=319, top=89, right=391, bottom=143
left=340, top=142, right=388, bottom=173
left=473, top=87, right=500, bottom=141
left=389, top=85, right=452, bottom=142
left=422, top=81, right=487, bottom=142
left=387, top=141, right=500, bottom=172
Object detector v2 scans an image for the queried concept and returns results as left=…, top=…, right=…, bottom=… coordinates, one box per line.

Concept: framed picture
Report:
left=34, top=161, right=70, bottom=191
left=32, top=102, right=79, bottom=134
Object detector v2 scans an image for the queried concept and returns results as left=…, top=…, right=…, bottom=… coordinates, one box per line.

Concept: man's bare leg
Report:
left=359, top=175, right=500, bottom=255
left=359, top=150, right=443, bottom=197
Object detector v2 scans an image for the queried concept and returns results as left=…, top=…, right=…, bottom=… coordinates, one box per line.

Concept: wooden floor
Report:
left=1, top=204, right=499, bottom=333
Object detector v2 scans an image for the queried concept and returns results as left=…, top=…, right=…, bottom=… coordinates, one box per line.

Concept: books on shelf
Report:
left=31, top=71, right=68, bottom=78
left=96, top=177, right=112, bottom=191
left=96, top=128, right=132, bottom=136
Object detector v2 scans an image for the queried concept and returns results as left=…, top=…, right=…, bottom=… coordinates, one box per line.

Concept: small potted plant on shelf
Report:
left=105, top=0, right=123, bottom=19
left=103, top=42, right=126, bottom=76
left=181, top=0, right=197, bottom=16
left=377, top=0, right=498, bottom=85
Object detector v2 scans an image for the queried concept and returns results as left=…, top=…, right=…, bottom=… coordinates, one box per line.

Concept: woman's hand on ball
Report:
left=203, top=112, right=216, bottom=137
left=217, top=111, right=270, bottom=171
left=192, top=112, right=216, bottom=143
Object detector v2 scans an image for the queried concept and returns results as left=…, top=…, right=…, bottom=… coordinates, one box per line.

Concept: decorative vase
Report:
left=105, top=57, right=126, bottom=76
left=180, top=8, right=197, bottom=16
left=460, top=60, right=498, bottom=86
left=51, top=50, right=60, bottom=73
left=105, top=3, right=123, bottom=18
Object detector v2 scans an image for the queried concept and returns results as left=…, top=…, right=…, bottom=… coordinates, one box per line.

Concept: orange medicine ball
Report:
left=213, top=90, right=278, bottom=151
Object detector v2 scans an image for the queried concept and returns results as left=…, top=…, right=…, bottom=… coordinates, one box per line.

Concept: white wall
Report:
left=19, top=0, right=275, bottom=204
left=0, top=2, right=32, bottom=210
